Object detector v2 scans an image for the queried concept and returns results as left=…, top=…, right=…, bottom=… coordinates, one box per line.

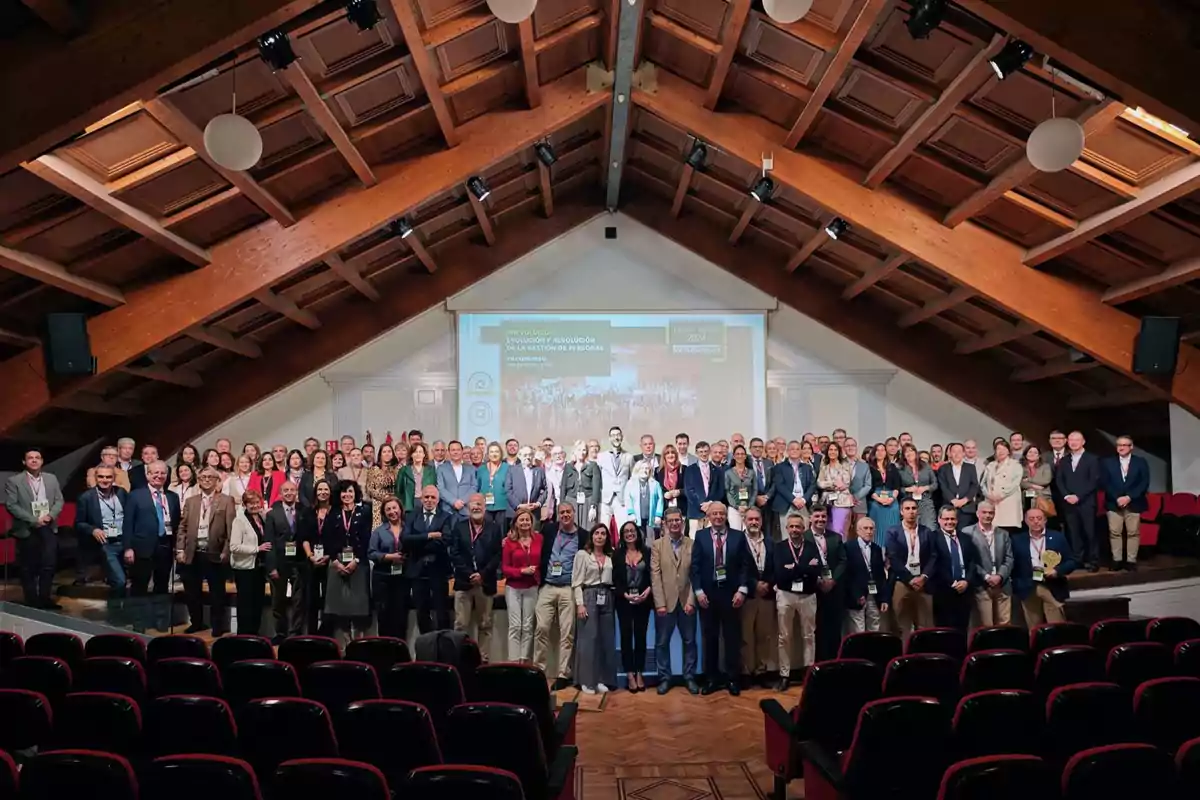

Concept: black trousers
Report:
left=700, top=587, right=741, bottom=682
left=485, top=510, right=508, bottom=530
left=617, top=599, right=652, bottom=673
left=815, top=590, right=843, bottom=662
left=75, top=527, right=99, bottom=582
left=270, top=560, right=309, bottom=639
left=181, top=555, right=228, bottom=631
left=129, top=541, right=174, bottom=596
left=376, top=575, right=412, bottom=639
left=16, top=526, right=57, bottom=605
left=233, top=568, right=265, bottom=636
left=410, top=575, right=450, bottom=633
left=1064, top=502, right=1098, bottom=564
left=933, top=589, right=972, bottom=633
left=308, top=565, right=328, bottom=634
left=956, top=511, right=978, bottom=531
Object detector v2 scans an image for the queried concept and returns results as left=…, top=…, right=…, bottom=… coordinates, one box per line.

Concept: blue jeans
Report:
left=101, top=540, right=127, bottom=596
left=655, top=604, right=698, bottom=680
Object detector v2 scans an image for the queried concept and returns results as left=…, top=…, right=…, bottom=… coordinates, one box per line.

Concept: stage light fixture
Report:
left=257, top=29, right=296, bottom=71
left=824, top=217, right=849, bottom=240
left=905, top=0, right=947, bottom=40
left=989, top=39, right=1034, bottom=81
left=534, top=141, right=557, bottom=167
left=467, top=175, right=491, bottom=201
left=346, top=0, right=382, bottom=31
left=686, top=140, right=708, bottom=170
left=391, top=218, right=414, bottom=239
left=749, top=176, right=774, bottom=203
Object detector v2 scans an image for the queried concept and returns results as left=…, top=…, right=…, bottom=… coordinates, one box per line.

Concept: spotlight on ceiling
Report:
left=345, top=0, right=382, bottom=31
left=749, top=176, right=774, bottom=203
left=467, top=175, right=491, bottom=201
left=391, top=218, right=414, bottom=239
left=686, top=140, right=708, bottom=170
left=824, top=217, right=849, bottom=240
left=905, top=0, right=948, bottom=40
left=257, top=29, right=296, bottom=71
left=534, top=141, right=557, bottom=167
left=989, top=39, right=1034, bottom=81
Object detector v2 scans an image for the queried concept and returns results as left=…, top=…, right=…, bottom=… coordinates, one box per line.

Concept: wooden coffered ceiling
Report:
left=0, top=0, right=1198, bottom=463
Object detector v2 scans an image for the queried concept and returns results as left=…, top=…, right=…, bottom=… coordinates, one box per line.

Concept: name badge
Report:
left=550, top=562, right=563, bottom=577
left=1025, top=489, right=1037, bottom=498
left=197, top=536, right=209, bottom=550
left=867, top=581, right=877, bottom=595
left=390, top=564, right=404, bottom=576
left=668, top=497, right=678, bottom=507
left=104, top=524, right=120, bottom=539
left=907, top=559, right=920, bottom=572
left=31, top=500, right=50, bottom=518
left=821, top=568, right=833, bottom=580
left=715, top=567, right=727, bottom=583
left=790, top=581, right=803, bottom=593
left=285, top=542, right=297, bottom=557
left=595, top=590, right=608, bottom=606
left=738, top=488, right=749, bottom=502
left=163, top=524, right=173, bottom=537
left=1033, top=567, right=1045, bottom=582
left=991, top=566, right=998, bottom=575
left=576, top=492, right=586, bottom=505
left=912, top=489, right=924, bottom=500
left=313, top=545, right=324, bottom=560
left=340, top=548, right=355, bottom=564
left=485, top=492, right=495, bottom=506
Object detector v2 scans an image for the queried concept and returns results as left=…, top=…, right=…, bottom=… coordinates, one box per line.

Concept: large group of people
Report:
left=4, top=424, right=1153, bottom=695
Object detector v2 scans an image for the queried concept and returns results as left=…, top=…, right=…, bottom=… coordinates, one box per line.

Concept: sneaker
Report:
left=581, top=686, right=596, bottom=695
left=596, top=683, right=609, bottom=693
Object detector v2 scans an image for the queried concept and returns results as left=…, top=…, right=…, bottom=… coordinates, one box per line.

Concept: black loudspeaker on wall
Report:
left=43, top=312, right=97, bottom=377
left=1132, top=316, right=1181, bottom=376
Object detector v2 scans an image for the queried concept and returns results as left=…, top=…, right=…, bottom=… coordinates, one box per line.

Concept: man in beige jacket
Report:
left=177, top=467, right=236, bottom=635
left=651, top=507, right=699, bottom=694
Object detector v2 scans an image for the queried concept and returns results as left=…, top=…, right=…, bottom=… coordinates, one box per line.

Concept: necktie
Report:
left=425, top=513, right=433, bottom=527
left=950, top=536, right=962, bottom=580
left=714, top=532, right=724, bottom=569
left=285, top=506, right=295, bottom=531
left=153, top=491, right=165, bottom=536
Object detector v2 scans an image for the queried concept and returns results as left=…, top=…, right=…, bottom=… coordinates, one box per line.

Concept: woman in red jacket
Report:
left=502, top=510, right=542, bottom=664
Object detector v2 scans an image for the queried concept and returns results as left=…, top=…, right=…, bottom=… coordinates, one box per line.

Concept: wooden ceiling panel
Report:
left=1022, top=167, right=1126, bottom=220
left=645, top=23, right=714, bottom=87
left=447, top=62, right=522, bottom=125
left=0, top=169, right=72, bottom=235
left=20, top=207, right=132, bottom=264
left=260, top=146, right=354, bottom=209
left=892, top=151, right=983, bottom=210
left=171, top=59, right=292, bottom=129
left=968, top=69, right=1086, bottom=133
left=688, top=171, right=746, bottom=215
left=925, top=111, right=1022, bottom=177
left=536, top=21, right=601, bottom=83
left=254, top=112, right=327, bottom=172
left=114, top=158, right=230, bottom=219
left=628, top=138, right=679, bottom=185
left=654, top=0, right=728, bottom=41
left=69, top=237, right=182, bottom=290
left=533, top=0, right=600, bottom=38
left=1058, top=240, right=1161, bottom=288
left=755, top=204, right=817, bottom=243
left=167, top=193, right=268, bottom=248
left=433, top=17, right=511, bottom=83
left=807, top=0, right=857, bottom=33
left=832, top=63, right=931, bottom=131
left=739, top=13, right=826, bottom=87
left=1083, top=118, right=1194, bottom=186
left=293, top=12, right=399, bottom=79
left=57, top=111, right=182, bottom=183
left=809, top=109, right=893, bottom=169
left=863, top=5, right=982, bottom=89
left=973, top=194, right=1068, bottom=248
left=329, top=63, right=420, bottom=128
left=413, top=0, right=487, bottom=29
left=1106, top=212, right=1200, bottom=266
left=725, top=63, right=806, bottom=128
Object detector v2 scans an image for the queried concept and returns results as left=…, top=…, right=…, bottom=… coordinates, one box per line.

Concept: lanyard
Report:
left=747, top=535, right=764, bottom=565
left=814, top=534, right=827, bottom=562
left=154, top=490, right=170, bottom=519
left=788, top=538, right=804, bottom=563
left=470, top=522, right=483, bottom=544
left=27, top=473, right=44, bottom=499
left=99, top=490, right=118, bottom=515
left=341, top=509, right=352, bottom=532
left=1031, top=536, right=1045, bottom=559
left=594, top=553, right=606, bottom=574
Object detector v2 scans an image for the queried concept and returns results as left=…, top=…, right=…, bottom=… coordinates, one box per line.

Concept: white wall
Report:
left=1170, top=404, right=1200, bottom=493
left=191, top=214, right=1008, bottom=453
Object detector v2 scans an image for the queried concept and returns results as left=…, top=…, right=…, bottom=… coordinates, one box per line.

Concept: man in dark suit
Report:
left=690, top=502, right=752, bottom=695
left=402, top=484, right=454, bottom=633
left=504, top=447, right=547, bottom=529
left=683, top=441, right=724, bottom=537
left=1055, top=430, right=1102, bottom=572
left=1012, top=507, right=1077, bottom=625
left=263, top=480, right=312, bottom=643
left=937, top=442, right=980, bottom=530
left=450, top=493, right=502, bottom=660
left=127, top=444, right=169, bottom=491
left=1102, top=435, right=1150, bottom=571
left=884, top=497, right=938, bottom=637
left=807, top=506, right=847, bottom=661
left=928, top=505, right=980, bottom=633
left=769, top=440, right=818, bottom=537
left=845, top=516, right=890, bottom=633
left=75, top=465, right=129, bottom=597
left=748, top=437, right=774, bottom=537
left=740, top=507, right=775, bottom=687
left=121, top=460, right=181, bottom=631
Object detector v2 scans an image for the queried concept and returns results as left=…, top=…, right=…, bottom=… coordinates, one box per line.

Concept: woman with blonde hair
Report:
left=624, top=459, right=664, bottom=540
left=561, top=439, right=598, bottom=525
left=224, top=454, right=255, bottom=509
left=229, top=489, right=271, bottom=636
left=501, top=510, right=542, bottom=662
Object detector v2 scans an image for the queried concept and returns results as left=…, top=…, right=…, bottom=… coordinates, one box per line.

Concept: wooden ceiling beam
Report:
left=843, top=252, right=907, bottom=299
left=729, top=197, right=761, bottom=244
left=50, top=393, right=142, bottom=417
left=25, top=154, right=211, bottom=266
left=1102, top=255, right=1200, bottom=305
left=1068, top=387, right=1163, bottom=411
left=467, top=188, right=497, bottom=245
left=517, top=18, right=541, bottom=108
left=670, top=163, right=695, bottom=218
left=120, top=364, right=203, bottom=388
left=633, top=74, right=1200, bottom=407
left=865, top=34, right=1005, bottom=189
left=185, top=325, right=262, bottom=358
left=253, top=288, right=321, bottom=329
left=0, top=244, right=126, bottom=306
left=784, top=228, right=828, bottom=273
left=703, top=0, right=752, bottom=110
left=406, top=231, right=439, bottom=273
left=1025, top=161, right=1200, bottom=266
left=0, top=328, right=40, bottom=349
left=955, top=321, right=1038, bottom=355
left=1013, top=356, right=1101, bottom=382
left=783, top=0, right=890, bottom=148
left=326, top=253, right=380, bottom=301
left=943, top=101, right=1124, bottom=228
left=898, top=286, right=976, bottom=328
left=20, top=0, right=84, bottom=36
left=387, top=0, right=458, bottom=146
left=282, top=62, right=376, bottom=187
left=143, top=97, right=295, bottom=227
left=537, top=160, right=554, bottom=217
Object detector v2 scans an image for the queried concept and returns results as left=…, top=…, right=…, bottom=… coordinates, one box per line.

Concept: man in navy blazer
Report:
left=769, top=440, right=818, bottom=536
left=1055, top=431, right=1101, bottom=572
left=504, top=446, right=547, bottom=525
left=845, top=516, right=890, bottom=633
left=121, top=461, right=181, bottom=599
left=402, top=484, right=454, bottom=632
left=683, top=442, right=724, bottom=536
left=1011, top=507, right=1077, bottom=625
left=690, top=502, right=752, bottom=695
left=884, top=497, right=938, bottom=637
left=927, top=505, right=981, bottom=633
left=75, top=465, right=130, bottom=596
left=436, top=441, right=480, bottom=522
left=1102, top=435, right=1150, bottom=570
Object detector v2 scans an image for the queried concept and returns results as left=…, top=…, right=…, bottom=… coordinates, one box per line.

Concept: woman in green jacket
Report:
left=477, top=442, right=510, bottom=528
left=394, top=441, right=437, bottom=514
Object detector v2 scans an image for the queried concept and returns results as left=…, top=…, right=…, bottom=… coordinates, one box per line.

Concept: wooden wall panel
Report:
left=447, top=62, right=521, bottom=125
left=353, top=106, right=441, bottom=164
left=808, top=0, right=856, bottom=33
left=1109, top=213, right=1200, bottom=265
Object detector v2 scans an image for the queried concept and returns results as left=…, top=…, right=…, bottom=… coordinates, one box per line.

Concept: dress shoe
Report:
left=686, top=679, right=700, bottom=695
left=728, top=682, right=741, bottom=696
left=72, top=578, right=87, bottom=587
left=776, top=677, right=790, bottom=692
left=551, top=677, right=572, bottom=691
left=184, top=623, right=209, bottom=634
left=657, top=681, right=671, bottom=695
left=1087, top=563, right=1100, bottom=573
left=700, top=682, right=721, bottom=696
left=1125, top=561, right=1138, bottom=572
left=41, top=601, right=63, bottom=611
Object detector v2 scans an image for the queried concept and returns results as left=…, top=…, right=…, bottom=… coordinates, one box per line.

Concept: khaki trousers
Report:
left=892, top=581, right=934, bottom=637
left=454, top=586, right=494, bottom=662
left=846, top=598, right=882, bottom=634
left=1107, top=509, right=1141, bottom=564
left=776, top=591, right=816, bottom=677
left=533, top=584, right=575, bottom=680
left=740, top=594, right=777, bottom=675
left=1020, top=584, right=1065, bottom=627
left=973, top=588, right=1012, bottom=627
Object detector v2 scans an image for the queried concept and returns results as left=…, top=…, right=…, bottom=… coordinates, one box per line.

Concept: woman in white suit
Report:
left=623, top=459, right=664, bottom=541
left=982, top=440, right=1023, bottom=532
left=229, top=490, right=271, bottom=636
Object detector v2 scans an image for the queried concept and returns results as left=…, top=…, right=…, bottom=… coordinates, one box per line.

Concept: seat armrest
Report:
left=555, top=701, right=579, bottom=747
left=760, top=699, right=796, bottom=736
left=799, top=741, right=845, bottom=793
left=549, top=744, right=578, bottom=800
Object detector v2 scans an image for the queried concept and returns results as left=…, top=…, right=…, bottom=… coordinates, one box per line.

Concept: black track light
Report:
left=534, top=141, right=557, bottom=167
left=391, top=218, right=414, bottom=239
left=905, top=0, right=947, bottom=40
left=467, top=175, right=491, bottom=202
left=749, top=176, right=774, bottom=203
left=257, top=29, right=296, bottom=71
left=346, top=0, right=382, bottom=32
left=686, top=140, right=708, bottom=170
left=989, top=39, right=1034, bottom=81
left=824, top=217, right=849, bottom=240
